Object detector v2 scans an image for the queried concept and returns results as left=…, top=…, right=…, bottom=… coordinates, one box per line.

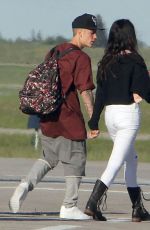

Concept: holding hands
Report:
left=87, top=130, right=100, bottom=139
left=133, top=93, right=142, bottom=103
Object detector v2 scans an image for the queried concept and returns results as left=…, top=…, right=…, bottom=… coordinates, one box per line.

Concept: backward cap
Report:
left=72, top=13, right=105, bottom=31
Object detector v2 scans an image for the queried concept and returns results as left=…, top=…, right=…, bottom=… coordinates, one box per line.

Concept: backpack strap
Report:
left=52, top=46, right=80, bottom=111
left=57, top=46, right=80, bottom=59
left=46, top=46, right=80, bottom=61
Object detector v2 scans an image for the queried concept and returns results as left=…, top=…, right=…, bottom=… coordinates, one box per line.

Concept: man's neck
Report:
left=70, top=37, right=83, bottom=49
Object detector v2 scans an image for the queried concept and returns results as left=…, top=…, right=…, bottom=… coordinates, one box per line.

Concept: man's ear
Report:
left=78, top=29, right=84, bottom=38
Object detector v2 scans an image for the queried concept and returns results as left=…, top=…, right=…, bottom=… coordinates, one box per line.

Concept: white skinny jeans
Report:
left=100, top=103, right=141, bottom=188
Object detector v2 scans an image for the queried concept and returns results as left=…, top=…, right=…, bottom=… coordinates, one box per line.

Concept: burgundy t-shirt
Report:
left=40, top=43, right=95, bottom=140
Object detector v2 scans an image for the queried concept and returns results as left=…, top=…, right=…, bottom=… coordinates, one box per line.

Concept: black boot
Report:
left=84, top=180, right=108, bottom=221
left=127, top=187, right=150, bottom=222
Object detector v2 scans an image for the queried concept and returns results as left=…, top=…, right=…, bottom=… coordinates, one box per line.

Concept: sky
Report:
left=0, top=0, right=150, bottom=45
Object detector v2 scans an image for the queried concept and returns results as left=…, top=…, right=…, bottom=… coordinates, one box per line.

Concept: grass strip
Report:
left=0, top=134, right=150, bottom=162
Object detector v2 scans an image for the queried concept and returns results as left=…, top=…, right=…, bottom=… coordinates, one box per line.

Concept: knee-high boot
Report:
left=127, top=187, right=150, bottom=222
left=84, top=179, right=108, bottom=221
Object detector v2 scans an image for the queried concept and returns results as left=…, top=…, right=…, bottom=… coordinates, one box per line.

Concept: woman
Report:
left=85, top=19, right=150, bottom=222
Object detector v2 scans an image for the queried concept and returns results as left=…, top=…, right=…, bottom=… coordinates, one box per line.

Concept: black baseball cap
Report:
left=72, top=13, right=104, bottom=31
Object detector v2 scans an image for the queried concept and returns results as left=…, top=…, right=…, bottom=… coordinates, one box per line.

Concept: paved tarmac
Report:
left=0, top=157, right=150, bottom=230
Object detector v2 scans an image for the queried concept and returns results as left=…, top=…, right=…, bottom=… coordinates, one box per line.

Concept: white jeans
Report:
left=100, top=103, right=141, bottom=188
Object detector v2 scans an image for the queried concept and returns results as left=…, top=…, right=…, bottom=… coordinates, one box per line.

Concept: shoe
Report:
left=9, top=182, right=29, bottom=213
left=127, top=187, right=150, bottom=222
left=85, top=180, right=107, bottom=221
left=60, top=205, right=91, bottom=220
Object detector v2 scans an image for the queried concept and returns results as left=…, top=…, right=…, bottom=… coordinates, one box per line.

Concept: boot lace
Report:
left=141, top=189, right=150, bottom=202
left=97, top=191, right=107, bottom=211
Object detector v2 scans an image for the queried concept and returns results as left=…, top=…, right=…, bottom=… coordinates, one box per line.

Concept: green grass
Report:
left=0, top=134, right=41, bottom=158
left=87, top=138, right=112, bottom=161
left=0, top=64, right=33, bottom=129
left=0, top=89, right=28, bottom=128
left=0, top=41, right=150, bottom=161
left=87, top=138, right=150, bottom=162
left=139, top=102, right=150, bottom=133
left=0, top=41, right=52, bottom=64
left=1, top=133, right=150, bottom=162
left=0, top=65, right=33, bottom=84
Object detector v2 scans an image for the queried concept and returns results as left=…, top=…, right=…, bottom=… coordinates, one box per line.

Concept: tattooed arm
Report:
left=80, top=90, right=94, bottom=118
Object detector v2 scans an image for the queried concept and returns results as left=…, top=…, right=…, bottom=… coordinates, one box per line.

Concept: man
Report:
left=9, top=13, right=101, bottom=220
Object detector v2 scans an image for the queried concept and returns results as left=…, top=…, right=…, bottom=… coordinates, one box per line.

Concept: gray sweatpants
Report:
left=40, top=134, right=87, bottom=176
left=22, top=134, right=87, bottom=207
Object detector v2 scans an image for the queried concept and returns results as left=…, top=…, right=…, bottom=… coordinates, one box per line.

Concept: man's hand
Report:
left=87, top=130, right=100, bottom=139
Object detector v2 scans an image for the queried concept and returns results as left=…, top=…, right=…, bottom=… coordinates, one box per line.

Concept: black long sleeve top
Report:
left=88, top=53, right=150, bottom=130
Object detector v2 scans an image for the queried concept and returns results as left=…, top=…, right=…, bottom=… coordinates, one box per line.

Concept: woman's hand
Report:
left=87, top=130, right=100, bottom=139
left=133, top=93, right=142, bottom=103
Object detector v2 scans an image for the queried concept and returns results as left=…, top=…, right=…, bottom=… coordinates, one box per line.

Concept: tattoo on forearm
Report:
left=81, top=90, right=94, bottom=118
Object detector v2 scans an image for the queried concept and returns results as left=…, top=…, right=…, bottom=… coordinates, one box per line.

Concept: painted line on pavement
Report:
left=36, top=225, right=80, bottom=230
left=37, top=225, right=81, bottom=230
left=0, top=185, right=127, bottom=193
left=0, top=215, right=132, bottom=223
left=107, top=218, right=131, bottom=222
left=1, top=185, right=150, bottom=195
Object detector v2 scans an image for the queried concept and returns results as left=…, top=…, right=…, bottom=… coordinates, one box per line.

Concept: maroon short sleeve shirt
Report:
left=40, top=43, right=95, bottom=140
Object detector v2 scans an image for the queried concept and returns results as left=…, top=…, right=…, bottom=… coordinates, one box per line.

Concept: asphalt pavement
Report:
left=0, top=158, right=150, bottom=230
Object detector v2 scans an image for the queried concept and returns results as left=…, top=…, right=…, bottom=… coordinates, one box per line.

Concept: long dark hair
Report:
left=98, top=19, right=138, bottom=80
